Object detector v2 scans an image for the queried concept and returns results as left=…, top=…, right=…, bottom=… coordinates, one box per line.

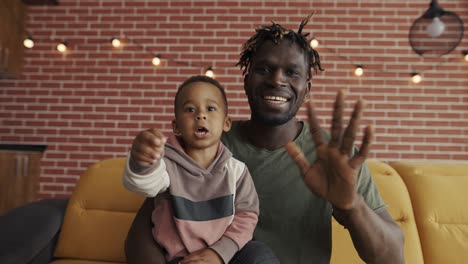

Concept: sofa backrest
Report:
left=390, top=161, right=468, bottom=264
left=54, top=157, right=144, bottom=263
left=331, top=159, right=424, bottom=264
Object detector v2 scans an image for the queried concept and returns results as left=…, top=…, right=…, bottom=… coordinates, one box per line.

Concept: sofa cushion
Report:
left=390, top=161, right=468, bottom=264
left=331, top=159, right=423, bottom=264
left=54, top=158, right=144, bottom=263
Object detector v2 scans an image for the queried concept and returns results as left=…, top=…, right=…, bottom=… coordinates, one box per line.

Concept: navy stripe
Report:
left=172, top=194, right=234, bottom=221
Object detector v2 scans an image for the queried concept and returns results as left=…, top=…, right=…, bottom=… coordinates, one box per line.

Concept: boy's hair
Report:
left=174, top=75, right=228, bottom=115
left=237, top=13, right=324, bottom=78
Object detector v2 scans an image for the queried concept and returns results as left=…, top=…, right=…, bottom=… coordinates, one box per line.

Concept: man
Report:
left=126, top=14, right=404, bottom=264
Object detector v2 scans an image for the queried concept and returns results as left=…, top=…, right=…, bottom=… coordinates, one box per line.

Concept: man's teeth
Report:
left=263, top=96, right=288, bottom=103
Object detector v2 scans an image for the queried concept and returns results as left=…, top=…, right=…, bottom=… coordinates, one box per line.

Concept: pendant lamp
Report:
left=409, top=0, right=464, bottom=57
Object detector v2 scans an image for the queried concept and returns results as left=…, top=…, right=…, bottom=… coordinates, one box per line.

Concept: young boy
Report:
left=123, top=76, right=276, bottom=264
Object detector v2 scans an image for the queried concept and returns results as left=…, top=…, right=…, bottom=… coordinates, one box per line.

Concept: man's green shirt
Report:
left=221, top=120, right=385, bottom=264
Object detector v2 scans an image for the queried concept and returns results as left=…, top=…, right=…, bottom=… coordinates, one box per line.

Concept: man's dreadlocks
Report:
left=237, top=13, right=324, bottom=78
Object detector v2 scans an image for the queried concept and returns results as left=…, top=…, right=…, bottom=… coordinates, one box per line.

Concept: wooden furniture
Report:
left=0, top=146, right=46, bottom=215
left=0, top=0, right=25, bottom=78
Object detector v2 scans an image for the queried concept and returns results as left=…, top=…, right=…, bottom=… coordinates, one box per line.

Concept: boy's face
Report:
left=173, top=82, right=231, bottom=150
left=244, top=40, right=310, bottom=126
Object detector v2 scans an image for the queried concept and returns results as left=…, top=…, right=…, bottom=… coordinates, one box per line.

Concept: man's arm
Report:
left=286, top=90, right=404, bottom=263
left=333, top=197, right=405, bottom=264
left=125, top=197, right=166, bottom=264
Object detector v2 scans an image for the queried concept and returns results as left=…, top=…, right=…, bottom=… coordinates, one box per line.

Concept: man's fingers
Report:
left=350, top=125, right=373, bottom=169
left=286, top=142, right=311, bottom=174
left=330, top=90, right=344, bottom=148
left=306, top=99, right=325, bottom=147
left=340, top=99, right=363, bottom=156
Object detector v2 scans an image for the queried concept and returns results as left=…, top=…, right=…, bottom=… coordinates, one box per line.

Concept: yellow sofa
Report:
left=50, top=158, right=468, bottom=264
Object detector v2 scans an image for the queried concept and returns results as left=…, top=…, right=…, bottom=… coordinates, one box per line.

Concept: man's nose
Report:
left=273, top=69, right=287, bottom=87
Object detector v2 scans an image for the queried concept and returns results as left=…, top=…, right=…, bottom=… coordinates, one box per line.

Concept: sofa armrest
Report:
left=0, top=198, right=69, bottom=264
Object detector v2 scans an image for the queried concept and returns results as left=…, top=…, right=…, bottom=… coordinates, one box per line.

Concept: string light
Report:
left=310, top=38, right=319, bottom=49
left=411, top=72, right=422, bottom=84
left=205, top=66, right=215, bottom=78
left=111, top=37, right=121, bottom=48
left=354, top=65, right=364, bottom=77
left=23, top=35, right=34, bottom=49
left=22, top=33, right=466, bottom=81
left=56, top=41, right=68, bottom=53
left=152, top=54, right=161, bottom=66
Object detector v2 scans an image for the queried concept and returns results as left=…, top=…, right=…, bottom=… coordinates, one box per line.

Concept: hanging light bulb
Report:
left=57, top=41, right=67, bottom=53
left=354, top=65, right=364, bottom=77
left=205, top=66, right=215, bottom=78
left=411, top=73, right=422, bottom=84
left=111, top=37, right=121, bottom=48
left=409, top=0, right=464, bottom=57
left=310, top=38, right=319, bottom=49
left=23, top=35, right=34, bottom=48
left=152, top=54, right=161, bottom=66
left=426, top=17, right=445, bottom=38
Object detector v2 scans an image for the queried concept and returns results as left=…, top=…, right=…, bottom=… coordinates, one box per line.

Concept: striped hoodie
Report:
left=123, top=135, right=259, bottom=263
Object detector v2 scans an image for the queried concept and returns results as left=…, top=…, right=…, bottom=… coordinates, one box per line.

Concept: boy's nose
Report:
left=196, top=115, right=206, bottom=120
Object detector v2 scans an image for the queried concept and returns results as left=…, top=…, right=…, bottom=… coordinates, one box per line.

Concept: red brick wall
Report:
left=1, top=0, right=467, bottom=198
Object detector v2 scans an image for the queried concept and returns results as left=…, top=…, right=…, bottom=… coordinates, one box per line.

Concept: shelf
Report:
left=0, top=144, right=47, bottom=152
left=22, top=0, right=58, bottom=5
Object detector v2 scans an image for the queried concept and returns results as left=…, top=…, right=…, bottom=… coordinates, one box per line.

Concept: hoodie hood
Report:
left=164, top=135, right=232, bottom=175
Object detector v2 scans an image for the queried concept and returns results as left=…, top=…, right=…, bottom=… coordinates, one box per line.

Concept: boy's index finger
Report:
left=143, top=129, right=166, bottom=147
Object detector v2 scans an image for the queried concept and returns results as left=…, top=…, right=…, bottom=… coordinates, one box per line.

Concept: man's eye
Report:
left=254, top=66, right=270, bottom=74
left=287, top=70, right=300, bottom=77
left=184, top=107, right=195, bottom=112
left=207, top=106, right=216, bottom=111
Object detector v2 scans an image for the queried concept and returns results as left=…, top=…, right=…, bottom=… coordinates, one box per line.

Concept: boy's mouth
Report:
left=194, top=126, right=209, bottom=137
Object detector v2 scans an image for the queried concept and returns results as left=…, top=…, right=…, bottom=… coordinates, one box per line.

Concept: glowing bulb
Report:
left=23, top=37, right=34, bottom=48
left=152, top=56, right=161, bottom=66
left=426, top=17, right=445, bottom=38
left=57, top=42, right=67, bottom=53
left=205, top=67, right=215, bottom=78
left=111, top=38, right=121, bottom=48
left=411, top=73, right=422, bottom=84
left=310, top=38, right=319, bottom=49
left=354, top=66, right=364, bottom=77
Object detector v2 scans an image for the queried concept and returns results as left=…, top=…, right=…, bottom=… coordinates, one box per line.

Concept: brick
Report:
left=1, top=0, right=466, bottom=197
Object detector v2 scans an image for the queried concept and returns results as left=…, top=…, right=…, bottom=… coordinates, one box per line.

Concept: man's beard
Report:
left=250, top=106, right=297, bottom=126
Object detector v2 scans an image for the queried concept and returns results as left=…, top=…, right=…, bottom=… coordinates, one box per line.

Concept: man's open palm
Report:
left=286, top=90, right=373, bottom=211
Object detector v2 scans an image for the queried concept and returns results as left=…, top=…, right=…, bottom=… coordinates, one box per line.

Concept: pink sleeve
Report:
left=210, top=165, right=259, bottom=263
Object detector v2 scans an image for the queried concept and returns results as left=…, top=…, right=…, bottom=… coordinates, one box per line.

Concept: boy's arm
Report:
left=209, top=164, right=259, bottom=263
left=122, top=154, right=170, bottom=197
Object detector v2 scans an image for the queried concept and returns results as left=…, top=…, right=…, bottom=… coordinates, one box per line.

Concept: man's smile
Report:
left=263, top=95, right=289, bottom=103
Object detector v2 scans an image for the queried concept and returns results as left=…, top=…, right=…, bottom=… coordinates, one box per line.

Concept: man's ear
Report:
left=172, top=120, right=181, bottom=135
left=223, top=116, right=232, bottom=132
left=303, top=82, right=311, bottom=103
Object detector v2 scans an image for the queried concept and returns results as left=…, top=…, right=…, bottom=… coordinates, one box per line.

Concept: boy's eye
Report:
left=207, top=106, right=216, bottom=111
left=184, top=107, right=195, bottom=112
